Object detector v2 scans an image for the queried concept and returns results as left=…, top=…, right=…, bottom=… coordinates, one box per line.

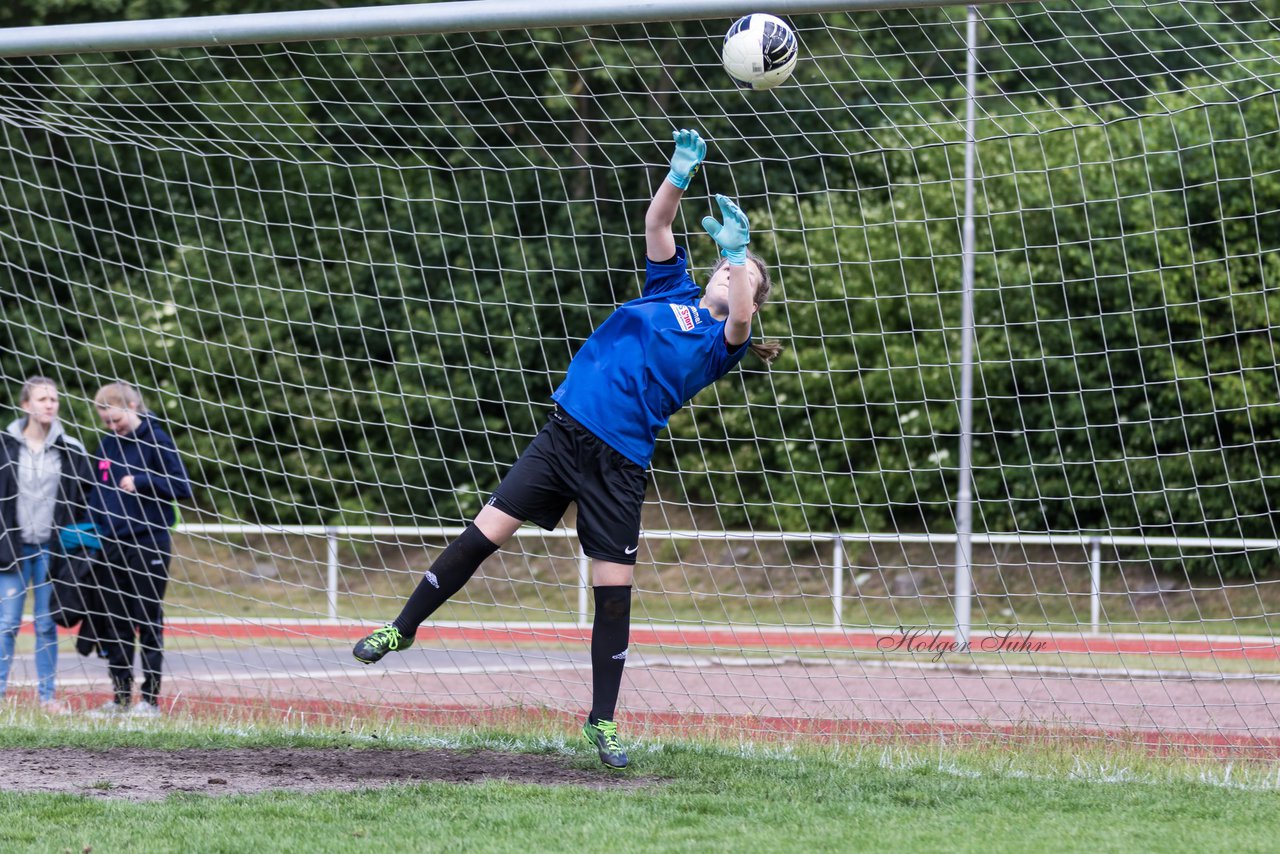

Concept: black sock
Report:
left=111, top=673, right=131, bottom=707
left=392, top=525, right=500, bottom=635
left=589, top=585, right=632, bottom=723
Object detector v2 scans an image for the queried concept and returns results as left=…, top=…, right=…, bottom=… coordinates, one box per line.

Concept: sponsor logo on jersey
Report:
left=669, top=303, right=697, bottom=331
left=425, top=570, right=439, bottom=589
left=612, top=649, right=628, bottom=661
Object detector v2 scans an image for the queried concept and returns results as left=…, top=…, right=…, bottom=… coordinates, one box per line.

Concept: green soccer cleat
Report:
left=583, top=717, right=629, bottom=769
left=352, top=624, right=414, bottom=664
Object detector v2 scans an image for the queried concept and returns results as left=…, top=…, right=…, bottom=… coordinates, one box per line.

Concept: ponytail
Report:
left=749, top=340, right=783, bottom=363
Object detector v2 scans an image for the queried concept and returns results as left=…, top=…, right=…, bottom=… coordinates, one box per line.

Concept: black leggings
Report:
left=97, top=535, right=171, bottom=705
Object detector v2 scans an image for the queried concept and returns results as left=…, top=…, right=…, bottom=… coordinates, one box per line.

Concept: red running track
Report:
left=45, top=618, right=1275, bottom=756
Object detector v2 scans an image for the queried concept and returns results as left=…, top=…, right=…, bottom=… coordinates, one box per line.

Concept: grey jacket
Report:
left=0, top=420, right=94, bottom=569
left=7, top=418, right=69, bottom=544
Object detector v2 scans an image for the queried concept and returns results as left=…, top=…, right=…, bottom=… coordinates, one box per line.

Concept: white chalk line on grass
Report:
left=17, top=653, right=717, bottom=689
left=30, top=662, right=585, bottom=688
left=21, top=651, right=1279, bottom=691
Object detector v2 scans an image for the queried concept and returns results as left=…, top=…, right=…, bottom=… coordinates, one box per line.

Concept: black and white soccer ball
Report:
left=722, top=13, right=799, bottom=91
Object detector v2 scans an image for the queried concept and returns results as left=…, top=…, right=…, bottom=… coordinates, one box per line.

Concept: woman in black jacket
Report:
left=0, top=377, right=94, bottom=713
left=86, top=382, right=192, bottom=717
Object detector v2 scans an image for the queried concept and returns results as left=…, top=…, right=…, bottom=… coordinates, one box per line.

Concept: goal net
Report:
left=1, top=0, right=1278, bottom=755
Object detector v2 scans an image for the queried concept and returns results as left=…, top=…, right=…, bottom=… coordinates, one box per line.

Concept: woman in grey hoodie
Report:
left=0, top=377, right=94, bottom=712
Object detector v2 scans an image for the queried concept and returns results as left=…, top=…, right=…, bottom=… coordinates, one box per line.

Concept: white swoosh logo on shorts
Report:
left=624, top=546, right=638, bottom=555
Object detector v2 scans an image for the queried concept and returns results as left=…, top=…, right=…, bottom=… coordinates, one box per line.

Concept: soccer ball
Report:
left=721, top=13, right=799, bottom=91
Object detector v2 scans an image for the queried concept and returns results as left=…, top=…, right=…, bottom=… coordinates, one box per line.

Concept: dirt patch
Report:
left=0, top=747, right=648, bottom=801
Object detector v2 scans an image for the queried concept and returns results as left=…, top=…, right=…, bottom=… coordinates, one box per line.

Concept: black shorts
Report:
left=487, top=407, right=648, bottom=565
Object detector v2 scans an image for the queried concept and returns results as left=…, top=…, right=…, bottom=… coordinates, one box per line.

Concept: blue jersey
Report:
left=551, top=247, right=750, bottom=468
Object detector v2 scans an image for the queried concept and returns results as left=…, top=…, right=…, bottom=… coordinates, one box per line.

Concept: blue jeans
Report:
left=0, top=544, right=58, bottom=702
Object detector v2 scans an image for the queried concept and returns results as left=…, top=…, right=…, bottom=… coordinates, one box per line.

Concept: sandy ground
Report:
left=0, top=747, right=646, bottom=800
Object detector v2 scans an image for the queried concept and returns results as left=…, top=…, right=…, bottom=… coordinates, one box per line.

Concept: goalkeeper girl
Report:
left=353, top=129, right=781, bottom=768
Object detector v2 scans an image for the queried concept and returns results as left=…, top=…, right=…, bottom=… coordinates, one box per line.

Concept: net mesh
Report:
left=1, top=0, right=1278, bottom=753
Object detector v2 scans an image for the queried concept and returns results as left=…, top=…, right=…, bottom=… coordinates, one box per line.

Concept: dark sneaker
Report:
left=583, top=718, right=629, bottom=769
left=352, top=624, right=414, bottom=664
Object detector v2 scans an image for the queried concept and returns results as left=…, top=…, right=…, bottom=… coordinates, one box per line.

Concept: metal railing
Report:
left=176, top=524, right=1280, bottom=631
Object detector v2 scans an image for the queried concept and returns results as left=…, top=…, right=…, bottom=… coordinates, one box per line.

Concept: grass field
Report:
left=0, top=716, right=1277, bottom=854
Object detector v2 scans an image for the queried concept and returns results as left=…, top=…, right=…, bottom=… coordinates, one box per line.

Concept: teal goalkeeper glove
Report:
left=701, top=193, right=750, bottom=266
left=667, top=128, right=706, bottom=190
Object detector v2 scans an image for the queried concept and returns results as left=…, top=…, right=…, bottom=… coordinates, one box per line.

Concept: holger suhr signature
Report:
left=876, top=626, right=1049, bottom=662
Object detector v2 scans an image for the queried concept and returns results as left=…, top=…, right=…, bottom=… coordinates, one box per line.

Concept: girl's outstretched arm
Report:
left=645, top=129, right=705, bottom=261
left=702, top=194, right=755, bottom=346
